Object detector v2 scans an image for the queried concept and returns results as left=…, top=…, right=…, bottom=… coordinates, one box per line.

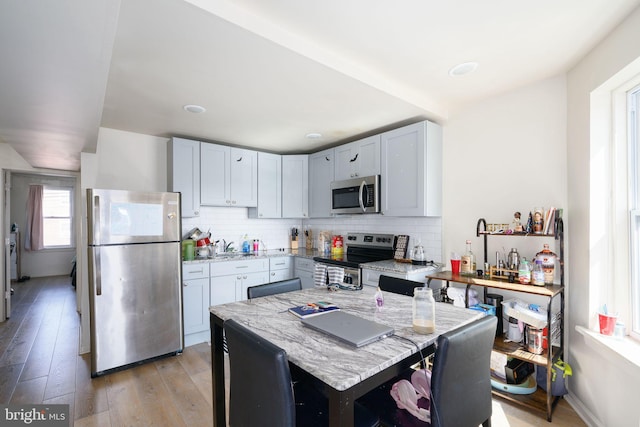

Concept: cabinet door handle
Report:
left=271, top=272, right=275, bottom=276
left=350, top=153, right=358, bottom=163
left=183, top=282, right=188, bottom=287
left=236, top=265, right=249, bottom=269
left=187, top=269, right=204, bottom=275
left=236, top=156, right=243, bottom=162
left=243, top=275, right=247, bottom=279
left=237, top=275, right=242, bottom=280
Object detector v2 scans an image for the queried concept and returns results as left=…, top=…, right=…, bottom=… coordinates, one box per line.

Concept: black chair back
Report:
left=378, top=275, right=424, bottom=296
left=430, top=315, right=497, bottom=427
left=225, top=319, right=296, bottom=427
left=247, top=277, right=302, bottom=299
left=225, top=319, right=380, bottom=427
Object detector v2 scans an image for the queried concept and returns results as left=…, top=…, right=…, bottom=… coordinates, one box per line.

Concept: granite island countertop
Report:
left=210, top=286, right=481, bottom=391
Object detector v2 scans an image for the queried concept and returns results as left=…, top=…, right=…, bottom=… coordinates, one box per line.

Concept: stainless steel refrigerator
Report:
left=87, top=189, right=183, bottom=376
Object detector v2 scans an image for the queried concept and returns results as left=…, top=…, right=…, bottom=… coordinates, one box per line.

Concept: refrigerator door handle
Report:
left=93, top=195, right=101, bottom=245
left=94, top=247, right=102, bottom=296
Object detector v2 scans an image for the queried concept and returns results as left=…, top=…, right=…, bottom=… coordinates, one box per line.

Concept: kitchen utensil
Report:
left=185, top=227, right=204, bottom=240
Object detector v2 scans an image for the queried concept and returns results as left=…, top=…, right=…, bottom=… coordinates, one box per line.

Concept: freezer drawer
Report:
left=88, top=242, right=183, bottom=375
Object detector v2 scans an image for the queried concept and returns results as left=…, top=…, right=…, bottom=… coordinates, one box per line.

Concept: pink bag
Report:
left=389, top=369, right=432, bottom=422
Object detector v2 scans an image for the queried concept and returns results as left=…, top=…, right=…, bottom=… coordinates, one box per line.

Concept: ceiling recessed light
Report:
left=183, top=104, right=206, bottom=113
left=448, top=62, right=478, bottom=77
left=305, top=132, right=323, bottom=140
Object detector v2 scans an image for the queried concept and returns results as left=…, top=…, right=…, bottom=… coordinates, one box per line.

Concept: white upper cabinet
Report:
left=309, top=148, right=334, bottom=218
left=229, top=148, right=258, bottom=207
left=334, top=135, right=381, bottom=181
left=282, top=155, right=309, bottom=218
left=168, top=137, right=200, bottom=217
left=249, top=152, right=282, bottom=218
left=380, top=120, right=442, bottom=217
left=200, top=143, right=258, bottom=207
left=200, top=142, right=229, bottom=206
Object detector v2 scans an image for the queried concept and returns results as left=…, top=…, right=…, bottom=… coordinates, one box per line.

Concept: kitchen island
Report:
left=210, top=286, right=482, bottom=426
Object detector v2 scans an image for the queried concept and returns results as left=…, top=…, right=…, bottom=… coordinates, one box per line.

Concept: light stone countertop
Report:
left=210, top=286, right=481, bottom=391
left=184, top=248, right=320, bottom=264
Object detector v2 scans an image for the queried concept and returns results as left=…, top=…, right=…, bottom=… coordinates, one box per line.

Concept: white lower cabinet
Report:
left=210, top=258, right=270, bottom=304
left=182, top=263, right=210, bottom=347
left=294, top=257, right=315, bottom=289
left=210, top=275, right=236, bottom=306
left=269, top=256, right=293, bottom=282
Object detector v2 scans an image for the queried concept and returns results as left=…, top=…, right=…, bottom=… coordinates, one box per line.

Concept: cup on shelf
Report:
left=450, top=259, right=460, bottom=274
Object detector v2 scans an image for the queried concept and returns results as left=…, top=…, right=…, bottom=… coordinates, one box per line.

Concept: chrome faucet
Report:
left=225, top=241, right=235, bottom=252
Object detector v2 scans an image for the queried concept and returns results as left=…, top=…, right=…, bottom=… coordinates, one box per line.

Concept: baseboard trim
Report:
left=564, top=393, right=601, bottom=427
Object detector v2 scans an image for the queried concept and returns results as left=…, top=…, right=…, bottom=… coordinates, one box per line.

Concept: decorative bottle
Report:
left=535, top=244, right=557, bottom=284
left=518, top=257, right=531, bottom=284
left=412, top=288, right=435, bottom=334
left=460, top=240, right=476, bottom=276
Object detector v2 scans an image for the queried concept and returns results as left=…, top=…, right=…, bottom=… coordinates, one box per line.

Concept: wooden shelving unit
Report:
left=426, top=215, right=565, bottom=422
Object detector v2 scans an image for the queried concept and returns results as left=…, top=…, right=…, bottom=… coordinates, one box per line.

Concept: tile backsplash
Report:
left=183, top=207, right=442, bottom=262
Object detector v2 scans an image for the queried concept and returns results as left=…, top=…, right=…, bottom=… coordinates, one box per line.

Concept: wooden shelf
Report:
left=493, top=337, right=561, bottom=366
left=491, top=386, right=562, bottom=421
left=432, top=216, right=566, bottom=422
left=478, top=231, right=556, bottom=237
left=425, top=271, right=564, bottom=298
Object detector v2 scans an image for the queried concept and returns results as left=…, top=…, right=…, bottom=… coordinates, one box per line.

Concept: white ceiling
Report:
left=1, top=0, right=639, bottom=171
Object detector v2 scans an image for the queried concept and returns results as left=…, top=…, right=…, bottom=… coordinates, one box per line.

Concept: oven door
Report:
left=315, top=261, right=361, bottom=289
left=331, top=175, right=380, bottom=214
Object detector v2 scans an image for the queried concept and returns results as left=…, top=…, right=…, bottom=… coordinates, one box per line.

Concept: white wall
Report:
left=78, top=127, right=170, bottom=353
left=566, top=5, right=640, bottom=427
left=443, top=75, right=567, bottom=273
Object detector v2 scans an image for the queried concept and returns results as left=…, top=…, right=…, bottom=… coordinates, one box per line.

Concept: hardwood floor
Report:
left=0, top=276, right=585, bottom=426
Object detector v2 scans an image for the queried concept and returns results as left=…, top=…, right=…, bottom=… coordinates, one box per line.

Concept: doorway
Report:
left=2, top=170, right=78, bottom=322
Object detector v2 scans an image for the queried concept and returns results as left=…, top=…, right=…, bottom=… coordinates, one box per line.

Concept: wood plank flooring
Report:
left=0, top=275, right=585, bottom=426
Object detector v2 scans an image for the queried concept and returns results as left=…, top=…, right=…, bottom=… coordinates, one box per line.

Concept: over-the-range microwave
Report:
left=330, top=175, right=381, bottom=214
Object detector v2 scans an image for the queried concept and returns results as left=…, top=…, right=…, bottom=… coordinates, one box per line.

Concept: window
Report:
left=630, top=85, right=640, bottom=339
left=42, top=187, right=73, bottom=248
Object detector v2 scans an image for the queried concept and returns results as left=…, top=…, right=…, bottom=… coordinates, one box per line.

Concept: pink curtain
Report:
left=25, top=184, right=44, bottom=251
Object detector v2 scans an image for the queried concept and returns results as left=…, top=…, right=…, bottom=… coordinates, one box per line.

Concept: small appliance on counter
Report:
left=410, top=241, right=427, bottom=265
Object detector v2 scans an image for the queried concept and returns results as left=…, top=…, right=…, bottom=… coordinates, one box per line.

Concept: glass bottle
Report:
left=535, top=244, right=557, bottom=284
left=532, top=260, right=545, bottom=286
left=412, top=288, right=435, bottom=334
left=518, top=257, right=531, bottom=284
left=460, top=240, right=476, bottom=276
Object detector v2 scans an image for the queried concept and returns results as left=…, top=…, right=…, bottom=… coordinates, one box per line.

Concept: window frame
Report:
left=42, top=185, right=74, bottom=249
left=629, top=84, right=640, bottom=340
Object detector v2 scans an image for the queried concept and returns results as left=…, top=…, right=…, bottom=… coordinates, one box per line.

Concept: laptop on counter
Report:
left=301, top=311, right=395, bottom=347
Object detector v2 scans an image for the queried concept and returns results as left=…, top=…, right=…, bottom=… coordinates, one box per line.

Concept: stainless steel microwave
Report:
left=330, top=175, right=381, bottom=214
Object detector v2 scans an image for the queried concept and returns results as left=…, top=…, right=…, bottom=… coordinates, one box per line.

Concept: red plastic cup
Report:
left=450, top=259, right=461, bottom=275
left=598, top=313, right=617, bottom=336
